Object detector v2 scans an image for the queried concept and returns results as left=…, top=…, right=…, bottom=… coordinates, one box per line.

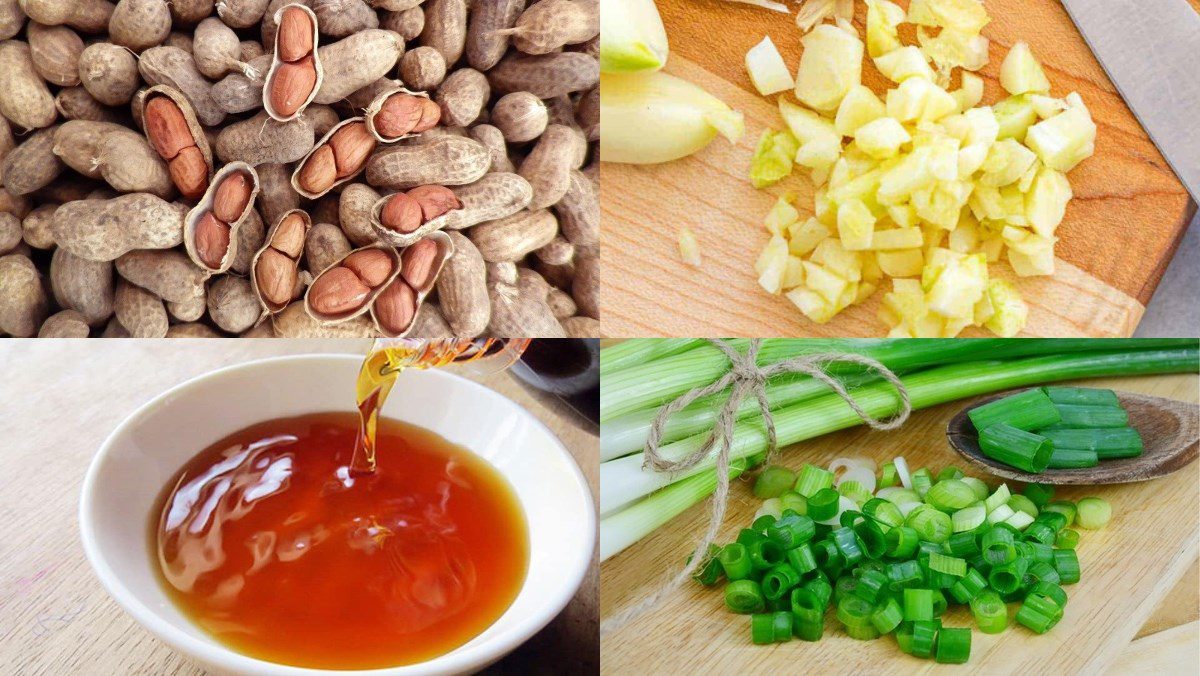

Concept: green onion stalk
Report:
left=599, top=339, right=1194, bottom=459
left=599, top=346, right=1197, bottom=560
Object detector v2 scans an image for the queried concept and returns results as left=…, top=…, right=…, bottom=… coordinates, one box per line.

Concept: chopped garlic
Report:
left=865, top=0, right=907, bottom=58
left=1024, top=100, right=1096, bottom=172
left=795, top=23, right=864, bottom=112
left=747, top=0, right=1094, bottom=337
left=746, top=36, right=795, bottom=95
left=835, top=85, right=887, bottom=137
left=749, top=130, right=799, bottom=188
left=1000, top=42, right=1051, bottom=96
left=678, top=227, right=702, bottom=266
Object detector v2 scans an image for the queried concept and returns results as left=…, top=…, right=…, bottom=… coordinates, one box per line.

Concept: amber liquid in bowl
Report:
left=150, top=412, right=529, bottom=669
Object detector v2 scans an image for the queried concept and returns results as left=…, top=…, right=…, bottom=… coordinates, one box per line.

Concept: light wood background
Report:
left=0, top=340, right=598, bottom=675
left=601, top=0, right=1198, bottom=337
left=600, top=372, right=1199, bottom=673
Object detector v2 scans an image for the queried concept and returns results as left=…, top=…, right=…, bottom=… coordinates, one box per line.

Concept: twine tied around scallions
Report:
left=600, top=339, right=913, bottom=634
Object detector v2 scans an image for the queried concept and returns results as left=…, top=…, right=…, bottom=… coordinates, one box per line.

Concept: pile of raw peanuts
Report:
left=0, top=0, right=599, bottom=338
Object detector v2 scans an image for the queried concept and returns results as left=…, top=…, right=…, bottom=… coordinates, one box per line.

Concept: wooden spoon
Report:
left=947, top=388, right=1198, bottom=485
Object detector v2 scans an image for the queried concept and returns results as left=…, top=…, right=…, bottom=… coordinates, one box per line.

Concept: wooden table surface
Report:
left=600, top=371, right=1198, bottom=674
left=601, top=0, right=1198, bottom=337
left=0, top=340, right=598, bottom=675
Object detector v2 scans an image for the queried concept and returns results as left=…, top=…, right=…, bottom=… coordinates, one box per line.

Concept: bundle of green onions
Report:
left=970, top=386, right=1143, bottom=472
left=600, top=339, right=1197, bottom=561
left=692, top=457, right=1111, bottom=663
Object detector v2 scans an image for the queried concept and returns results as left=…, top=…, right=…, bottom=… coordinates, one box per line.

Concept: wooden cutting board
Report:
left=600, top=372, right=1198, bottom=673
left=600, top=0, right=1198, bottom=337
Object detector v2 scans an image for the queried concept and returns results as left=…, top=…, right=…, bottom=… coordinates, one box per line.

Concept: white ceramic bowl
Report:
left=79, top=354, right=595, bottom=676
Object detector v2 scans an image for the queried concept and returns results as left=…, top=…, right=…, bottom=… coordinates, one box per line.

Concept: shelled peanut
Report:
left=378, top=185, right=461, bottom=234
left=293, top=118, right=376, bottom=197
left=185, top=165, right=258, bottom=271
left=0, top=0, right=598, bottom=338
left=264, top=5, right=320, bottom=120
left=252, top=210, right=309, bottom=312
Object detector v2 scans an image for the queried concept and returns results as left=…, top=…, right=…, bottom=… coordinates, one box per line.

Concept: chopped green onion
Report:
left=928, top=552, right=967, bottom=577
left=986, top=504, right=1015, bottom=526
left=791, top=595, right=825, bottom=641
left=1007, top=494, right=1039, bottom=517
left=1040, top=427, right=1143, bottom=459
left=1047, top=447, right=1099, bottom=469
left=787, top=543, right=818, bottom=574
left=948, top=567, right=988, bottom=603
left=911, top=468, right=933, bottom=497
left=879, top=487, right=921, bottom=506
left=952, top=504, right=987, bottom=533
left=903, top=588, right=934, bottom=622
left=1075, top=496, right=1112, bottom=529
left=947, top=531, right=981, bottom=558
left=1034, top=511, right=1068, bottom=533
left=930, top=589, right=949, bottom=616
left=838, top=480, right=874, bottom=505
left=886, top=560, right=923, bottom=591
left=761, top=563, right=802, bottom=601
left=1052, top=548, right=1081, bottom=584
left=1029, top=581, right=1067, bottom=608
left=1043, top=403, right=1129, bottom=429
left=767, top=512, right=816, bottom=548
left=795, top=463, right=834, bottom=498
left=978, top=423, right=1054, bottom=473
left=937, top=466, right=965, bottom=481
left=837, top=594, right=874, bottom=628
left=719, top=543, right=753, bottom=581
left=854, top=520, right=888, bottom=560
left=960, top=477, right=990, bottom=501
left=751, top=513, right=777, bottom=532
left=910, top=619, right=940, bottom=658
left=969, top=388, right=1062, bottom=432
left=751, top=611, right=793, bottom=643
left=907, top=507, right=953, bottom=543
left=1023, top=541, right=1054, bottom=564
left=831, top=526, right=864, bottom=565
left=895, top=622, right=915, bottom=654
left=754, top=465, right=797, bottom=498
left=1055, top=529, right=1080, bottom=549
left=1043, top=386, right=1119, bottom=407
left=1015, top=594, right=1062, bottom=634
left=690, top=544, right=724, bottom=586
left=808, top=487, right=840, bottom=520
left=779, top=491, right=808, bottom=515
left=737, top=527, right=765, bottom=548
left=863, top=498, right=903, bottom=530
left=936, top=626, right=971, bottom=664
left=834, top=575, right=859, bottom=603
left=1023, top=483, right=1055, bottom=508
left=726, top=579, right=765, bottom=613
left=885, top=526, right=919, bottom=558
left=1004, top=510, right=1035, bottom=530
left=1026, top=560, right=1061, bottom=586
left=879, top=462, right=898, bottom=488
left=984, top=484, right=1011, bottom=513
left=1023, top=521, right=1056, bottom=545
left=802, top=576, right=833, bottom=609
left=1042, top=500, right=1077, bottom=525
left=749, top=539, right=786, bottom=570
left=871, top=597, right=904, bottom=634
left=926, top=479, right=978, bottom=512
left=988, top=557, right=1029, bottom=594
left=854, top=569, right=890, bottom=604
left=970, top=590, right=1008, bottom=633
